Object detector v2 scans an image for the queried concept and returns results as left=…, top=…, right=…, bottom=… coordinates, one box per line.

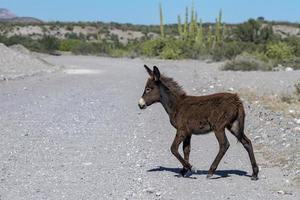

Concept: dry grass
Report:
left=239, top=90, right=300, bottom=118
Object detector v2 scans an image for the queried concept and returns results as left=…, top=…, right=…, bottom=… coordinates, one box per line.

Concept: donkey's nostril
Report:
left=138, top=98, right=146, bottom=109
left=138, top=104, right=146, bottom=109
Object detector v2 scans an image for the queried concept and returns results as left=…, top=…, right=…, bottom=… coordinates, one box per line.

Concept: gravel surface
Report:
left=0, top=55, right=299, bottom=199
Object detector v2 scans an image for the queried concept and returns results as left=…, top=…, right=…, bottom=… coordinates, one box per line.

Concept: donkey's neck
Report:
left=159, top=84, right=182, bottom=117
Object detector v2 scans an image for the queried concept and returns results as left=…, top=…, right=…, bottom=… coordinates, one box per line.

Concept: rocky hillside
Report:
left=0, top=8, right=42, bottom=24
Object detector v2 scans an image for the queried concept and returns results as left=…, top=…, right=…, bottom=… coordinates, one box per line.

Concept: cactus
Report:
left=159, top=3, right=164, bottom=38
left=207, top=25, right=214, bottom=49
left=189, top=3, right=197, bottom=40
left=215, top=9, right=223, bottom=44
left=195, top=19, right=203, bottom=46
left=177, top=15, right=183, bottom=38
left=183, top=6, right=189, bottom=39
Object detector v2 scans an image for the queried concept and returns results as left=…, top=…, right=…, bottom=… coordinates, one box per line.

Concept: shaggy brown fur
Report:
left=138, top=65, right=259, bottom=180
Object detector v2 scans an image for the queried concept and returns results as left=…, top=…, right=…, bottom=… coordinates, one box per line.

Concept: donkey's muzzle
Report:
left=138, top=98, right=147, bottom=109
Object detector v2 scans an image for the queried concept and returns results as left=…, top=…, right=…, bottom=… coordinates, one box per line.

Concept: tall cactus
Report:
left=177, top=15, right=183, bottom=38
left=215, top=9, right=223, bottom=44
left=159, top=3, right=164, bottom=38
left=207, top=25, right=214, bottom=49
left=189, top=4, right=197, bottom=40
left=183, top=6, right=189, bottom=39
left=195, top=19, right=203, bottom=46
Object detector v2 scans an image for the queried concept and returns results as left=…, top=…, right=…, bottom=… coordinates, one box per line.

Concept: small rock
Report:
left=294, top=119, right=300, bottom=124
left=285, top=67, right=294, bottom=71
left=277, top=190, right=285, bottom=195
left=294, top=127, right=300, bottom=133
left=228, top=87, right=234, bottom=91
left=82, top=162, right=92, bottom=166
left=289, top=109, right=295, bottom=114
left=209, top=85, right=214, bottom=89
left=254, top=136, right=261, bottom=141
left=145, top=187, right=154, bottom=194
left=155, top=192, right=161, bottom=196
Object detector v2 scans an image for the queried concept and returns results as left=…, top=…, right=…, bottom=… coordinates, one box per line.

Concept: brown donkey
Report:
left=138, top=65, right=259, bottom=180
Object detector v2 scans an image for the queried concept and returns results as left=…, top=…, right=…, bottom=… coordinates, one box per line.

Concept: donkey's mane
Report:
left=160, top=75, right=186, bottom=96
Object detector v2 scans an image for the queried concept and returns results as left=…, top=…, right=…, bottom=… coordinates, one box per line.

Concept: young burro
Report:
left=138, top=65, right=259, bottom=180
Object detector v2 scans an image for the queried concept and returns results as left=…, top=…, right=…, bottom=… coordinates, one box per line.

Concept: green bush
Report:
left=222, top=52, right=272, bottom=71
left=109, top=49, right=126, bottom=57
left=295, top=82, right=300, bottom=98
left=71, top=42, right=111, bottom=55
left=140, top=38, right=166, bottom=57
left=160, top=46, right=181, bottom=59
left=71, top=42, right=97, bottom=55
left=212, top=42, right=243, bottom=61
left=0, top=35, right=43, bottom=52
left=234, top=19, right=274, bottom=43
left=59, top=39, right=81, bottom=51
left=39, top=35, right=60, bottom=53
left=285, top=36, right=300, bottom=57
left=266, top=42, right=294, bottom=60
left=279, top=57, right=300, bottom=70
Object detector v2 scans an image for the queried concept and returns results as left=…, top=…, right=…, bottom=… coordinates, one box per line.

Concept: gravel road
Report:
left=0, top=55, right=299, bottom=199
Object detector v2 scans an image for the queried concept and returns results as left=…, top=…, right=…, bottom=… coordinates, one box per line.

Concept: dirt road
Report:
left=0, top=55, right=299, bottom=199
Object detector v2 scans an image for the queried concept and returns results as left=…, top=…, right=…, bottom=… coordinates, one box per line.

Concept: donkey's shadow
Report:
left=147, top=166, right=250, bottom=179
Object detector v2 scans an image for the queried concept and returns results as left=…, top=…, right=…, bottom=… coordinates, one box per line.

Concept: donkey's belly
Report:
left=192, top=124, right=212, bottom=135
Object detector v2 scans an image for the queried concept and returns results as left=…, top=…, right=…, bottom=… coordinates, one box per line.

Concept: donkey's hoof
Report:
left=251, top=175, right=258, bottom=181
left=206, top=173, right=213, bottom=179
left=180, top=168, right=188, bottom=177
left=184, top=170, right=193, bottom=177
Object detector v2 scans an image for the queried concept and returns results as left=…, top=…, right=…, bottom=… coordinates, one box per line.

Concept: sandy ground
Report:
left=0, top=55, right=299, bottom=199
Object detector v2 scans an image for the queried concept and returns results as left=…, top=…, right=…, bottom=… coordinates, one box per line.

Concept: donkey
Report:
left=138, top=65, right=259, bottom=180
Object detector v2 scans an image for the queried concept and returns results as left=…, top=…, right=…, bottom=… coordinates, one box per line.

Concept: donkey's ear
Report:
left=153, top=66, right=160, bottom=82
left=144, top=65, right=153, bottom=77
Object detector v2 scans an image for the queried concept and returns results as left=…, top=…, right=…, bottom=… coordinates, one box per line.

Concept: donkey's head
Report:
left=138, top=65, right=161, bottom=109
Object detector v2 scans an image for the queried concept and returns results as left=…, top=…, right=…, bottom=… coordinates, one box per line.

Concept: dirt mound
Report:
left=0, top=43, right=58, bottom=80
left=9, top=44, right=31, bottom=55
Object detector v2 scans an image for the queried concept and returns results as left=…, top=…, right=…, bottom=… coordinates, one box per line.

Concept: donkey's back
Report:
left=177, top=92, right=245, bottom=135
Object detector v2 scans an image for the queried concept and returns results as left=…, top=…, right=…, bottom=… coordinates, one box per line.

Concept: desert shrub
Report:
left=279, top=57, right=300, bottom=70
left=66, top=25, right=74, bottom=31
left=0, top=35, right=44, bottom=52
left=140, top=38, right=166, bottom=57
left=285, top=36, right=300, bottom=57
left=234, top=19, right=274, bottom=43
left=295, top=82, right=300, bottom=98
left=160, top=45, right=181, bottom=59
left=212, top=42, right=243, bottom=61
left=71, top=42, right=111, bottom=55
left=59, top=39, right=81, bottom=51
left=266, top=42, right=294, bottom=60
left=222, top=52, right=272, bottom=71
left=71, top=42, right=97, bottom=55
left=108, top=49, right=126, bottom=57
left=39, top=35, right=60, bottom=52
left=64, top=32, right=81, bottom=40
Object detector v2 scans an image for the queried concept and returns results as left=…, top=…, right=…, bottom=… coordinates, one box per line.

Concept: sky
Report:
left=0, top=0, right=299, bottom=25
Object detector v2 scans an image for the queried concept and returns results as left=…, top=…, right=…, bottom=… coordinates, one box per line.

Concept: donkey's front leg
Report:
left=181, top=135, right=191, bottom=176
left=171, top=131, right=192, bottom=176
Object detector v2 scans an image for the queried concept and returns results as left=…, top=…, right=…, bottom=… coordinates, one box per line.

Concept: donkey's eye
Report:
left=145, top=88, right=151, bottom=93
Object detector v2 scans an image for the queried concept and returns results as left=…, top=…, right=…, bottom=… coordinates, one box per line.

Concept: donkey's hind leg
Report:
left=227, top=122, right=259, bottom=180
left=239, top=135, right=259, bottom=180
left=207, top=128, right=230, bottom=178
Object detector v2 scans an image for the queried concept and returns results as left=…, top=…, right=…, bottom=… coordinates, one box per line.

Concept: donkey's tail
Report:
left=235, top=103, right=246, bottom=141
